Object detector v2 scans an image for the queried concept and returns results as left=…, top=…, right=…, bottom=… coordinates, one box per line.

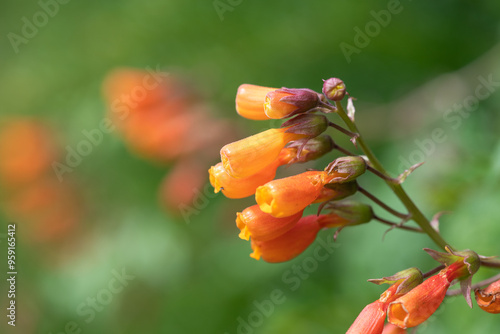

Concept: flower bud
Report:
left=322, top=78, right=346, bottom=101
left=236, top=205, right=303, bottom=241
left=313, top=181, right=358, bottom=203
left=424, top=247, right=480, bottom=282
left=320, top=200, right=373, bottom=228
left=475, top=279, right=500, bottom=314
left=286, top=135, right=334, bottom=163
left=235, top=84, right=278, bottom=120
left=250, top=214, right=321, bottom=263
left=324, top=156, right=367, bottom=183
left=281, top=114, right=328, bottom=138
left=368, top=268, right=423, bottom=296
left=264, top=88, right=320, bottom=119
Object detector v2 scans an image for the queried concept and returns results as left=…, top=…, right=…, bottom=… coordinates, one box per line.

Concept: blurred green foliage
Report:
left=1, top=0, right=500, bottom=333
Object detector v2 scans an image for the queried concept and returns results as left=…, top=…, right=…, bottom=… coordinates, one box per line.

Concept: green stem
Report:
left=373, top=214, right=424, bottom=233
left=334, top=101, right=452, bottom=251
left=480, top=258, right=500, bottom=269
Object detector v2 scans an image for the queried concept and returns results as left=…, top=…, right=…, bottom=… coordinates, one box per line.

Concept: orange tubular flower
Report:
left=347, top=300, right=386, bottom=334
left=475, top=279, right=500, bottom=314
left=382, top=323, right=407, bottom=334
left=235, top=84, right=278, bottom=120
left=250, top=214, right=321, bottom=263
left=210, top=148, right=296, bottom=199
left=256, top=171, right=333, bottom=218
left=347, top=283, right=405, bottom=334
left=348, top=268, right=422, bottom=334
left=236, top=205, right=303, bottom=242
left=220, top=128, right=306, bottom=179
left=388, top=255, right=479, bottom=329
left=387, top=273, right=449, bottom=329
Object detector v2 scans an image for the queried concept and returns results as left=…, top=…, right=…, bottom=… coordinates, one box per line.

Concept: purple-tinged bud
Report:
left=264, top=88, right=320, bottom=119
left=322, top=78, right=346, bottom=101
left=281, top=114, right=328, bottom=138
left=286, top=135, right=334, bottom=163
left=324, top=156, right=367, bottom=183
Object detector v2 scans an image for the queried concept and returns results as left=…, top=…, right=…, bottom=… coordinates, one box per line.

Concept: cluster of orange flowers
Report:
left=103, top=68, right=234, bottom=212
left=0, top=118, right=81, bottom=243
left=209, top=81, right=372, bottom=262
left=210, top=78, right=500, bottom=332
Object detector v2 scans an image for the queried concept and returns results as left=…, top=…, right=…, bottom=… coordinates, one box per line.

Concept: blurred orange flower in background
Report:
left=103, top=68, right=236, bottom=214
left=0, top=118, right=82, bottom=244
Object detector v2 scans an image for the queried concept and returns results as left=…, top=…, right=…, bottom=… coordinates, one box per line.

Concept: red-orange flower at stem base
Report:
left=220, top=128, right=306, bottom=179
left=235, top=84, right=277, bottom=120
left=250, top=215, right=321, bottom=263
left=382, top=323, right=407, bottom=334
left=347, top=283, right=404, bottom=334
left=236, top=205, right=303, bottom=242
left=347, top=300, right=386, bottom=334
left=475, top=279, right=500, bottom=314
left=387, top=274, right=449, bottom=329
left=387, top=259, right=476, bottom=329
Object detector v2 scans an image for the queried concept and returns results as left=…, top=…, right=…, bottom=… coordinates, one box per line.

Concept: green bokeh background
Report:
left=1, top=0, right=500, bottom=333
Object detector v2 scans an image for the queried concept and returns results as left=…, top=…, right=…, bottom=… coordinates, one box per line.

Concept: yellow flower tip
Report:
left=250, top=246, right=262, bottom=260
left=235, top=212, right=251, bottom=240
left=255, top=185, right=276, bottom=215
left=263, top=91, right=297, bottom=119
left=208, top=165, right=222, bottom=193
left=220, top=147, right=235, bottom=177
left=235, top=84, right=277, bottom=120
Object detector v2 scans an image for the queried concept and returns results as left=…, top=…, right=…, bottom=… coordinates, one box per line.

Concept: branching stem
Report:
left=373, top=215, right=423, bottom=233
left=358, top=186, right=408, bottom=220
left=332, top=101, right=452, bottom=251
